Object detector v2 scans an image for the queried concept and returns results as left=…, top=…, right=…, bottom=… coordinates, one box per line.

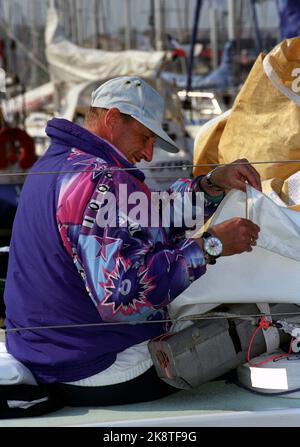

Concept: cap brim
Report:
left=132, top=115, right=180, bottom=154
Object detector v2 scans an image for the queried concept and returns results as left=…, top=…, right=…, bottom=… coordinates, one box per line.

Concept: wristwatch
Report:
left=201, top=231, right=223, bottom=265
left=205, top=169, right=224, bottom=192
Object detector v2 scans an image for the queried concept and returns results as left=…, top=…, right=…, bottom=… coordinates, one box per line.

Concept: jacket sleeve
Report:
left=165, top=176, right=225, bottom=240
left=63, top=172, right=207, bottom=323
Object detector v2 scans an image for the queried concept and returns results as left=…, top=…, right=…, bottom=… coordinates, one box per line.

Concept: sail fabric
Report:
left=169, top=185, right=300, bottom=319
left=193, top=109, right=231, bottom=176
left=193, top=37, right=300, bottom=182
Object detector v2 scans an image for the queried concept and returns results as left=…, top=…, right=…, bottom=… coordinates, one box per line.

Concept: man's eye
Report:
left=146, top=135, right=155, bottom=141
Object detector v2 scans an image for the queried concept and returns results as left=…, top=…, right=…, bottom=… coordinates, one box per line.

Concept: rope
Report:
left=3, top=311, right=300, bottom=334
left=149, top=332, right=175, bottom=375
left=1, top=159, right=300, bottom=177
left=246, top=317, right=295, bottom=366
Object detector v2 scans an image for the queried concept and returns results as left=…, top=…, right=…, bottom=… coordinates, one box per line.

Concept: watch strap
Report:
left=206, top=170, right=224, bottom=192
left=203, top=251, right=216, bottom=265
left=201, top=231, right=222, bottom=263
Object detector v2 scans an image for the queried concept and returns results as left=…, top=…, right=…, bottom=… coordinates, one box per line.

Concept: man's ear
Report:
left=104, top=108, right=121, bottom=131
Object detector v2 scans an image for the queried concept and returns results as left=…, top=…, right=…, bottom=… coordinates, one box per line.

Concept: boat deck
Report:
left=1, top=380, right=300, bottom=427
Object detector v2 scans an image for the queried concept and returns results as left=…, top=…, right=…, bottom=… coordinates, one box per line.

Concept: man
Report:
left=4, top=76, right=260, bottom=406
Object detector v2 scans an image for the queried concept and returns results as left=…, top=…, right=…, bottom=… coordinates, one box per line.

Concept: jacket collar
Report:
left=46, top=118, right=145, bottom=182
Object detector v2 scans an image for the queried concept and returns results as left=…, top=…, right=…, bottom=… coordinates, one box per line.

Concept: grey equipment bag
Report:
left=148, top=303, right=296, bottom=390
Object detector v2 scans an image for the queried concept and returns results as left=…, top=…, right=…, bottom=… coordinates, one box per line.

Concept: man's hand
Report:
left=210, top=217, right=260, bottom=255
left=196, top=217, right=260, bottom=256
left=201, top=158, right=262, bottom=194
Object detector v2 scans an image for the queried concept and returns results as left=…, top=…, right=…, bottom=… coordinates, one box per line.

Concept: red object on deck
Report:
left=0, top=127, right=36, bottom=170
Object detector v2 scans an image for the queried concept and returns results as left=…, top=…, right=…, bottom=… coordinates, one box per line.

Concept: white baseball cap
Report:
left=91, top=76, right=179, bottom=153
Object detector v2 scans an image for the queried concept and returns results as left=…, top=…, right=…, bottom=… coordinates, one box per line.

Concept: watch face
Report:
left=204, top=236, right=223, bottom=257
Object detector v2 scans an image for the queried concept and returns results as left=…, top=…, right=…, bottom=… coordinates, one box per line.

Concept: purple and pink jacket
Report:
left=4, top=118, right=220, bottom=383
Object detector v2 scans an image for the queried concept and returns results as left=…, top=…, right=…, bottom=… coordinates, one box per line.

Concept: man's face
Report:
left=111, top=114, right=157, bottom=164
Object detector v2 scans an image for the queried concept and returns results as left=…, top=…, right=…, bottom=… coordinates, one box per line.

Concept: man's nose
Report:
left=143, top=140, right=154, bottom=161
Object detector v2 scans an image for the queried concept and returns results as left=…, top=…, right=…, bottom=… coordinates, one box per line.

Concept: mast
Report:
left=185, top=0, right=203, bottom=97
left=210, top=6, right=218, bottom=70
left=161, top=0, right=166, bottom=49
left=250, top=0, right=263, bottom=54
left=149, top=0, right=155, bottom=50
left=154, top=0, right=165, bottom=51
left=30, top=0, right=39, bottom=87
left=57, top=0, right=64, bottom=29
left=228, top=0, right=236, bottom=41
left=183, top=0, right=190, bottom=42
left=175, top=0, right=183, bottom=42
left=62, top=0, right=71, bottom=40
left=124, top=0, right=132, bottom=50
left=94, top=0, right=100, bottom=49
left=70, top=0, right=78, bottom=44
left=7, top=0, right=14, bottom=77
left=76, top=0, right=83, bottom=46
left=227, top=0, right=237, bottom=86
left=102, top=0, right=108, bottom=48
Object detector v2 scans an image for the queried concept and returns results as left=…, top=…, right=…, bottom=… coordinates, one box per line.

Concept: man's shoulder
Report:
left=65, top=147, right=104, bottom=164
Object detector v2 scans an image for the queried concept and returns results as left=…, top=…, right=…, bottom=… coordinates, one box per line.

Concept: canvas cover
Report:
left=45, top=7, right=166, bottom=83
left=169, top=185, right=300, bottom=320
left=193, top=37, right=300, bottom=182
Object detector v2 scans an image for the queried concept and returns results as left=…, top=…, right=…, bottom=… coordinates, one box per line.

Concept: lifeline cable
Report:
left=1, top=159, right=300, bottom=177
left=3, top=310, right=300, bottom=334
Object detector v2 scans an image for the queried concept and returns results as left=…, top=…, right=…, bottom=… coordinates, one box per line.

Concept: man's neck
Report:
left=85, top=124, right=130, bottom=163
